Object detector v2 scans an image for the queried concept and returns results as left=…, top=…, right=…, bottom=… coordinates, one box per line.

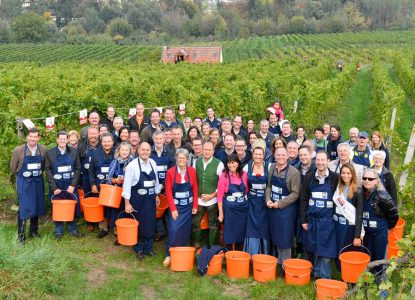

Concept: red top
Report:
left=165, top=166, right=198, bottom=212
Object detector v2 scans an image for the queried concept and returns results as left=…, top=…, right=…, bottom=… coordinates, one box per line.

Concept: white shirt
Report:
left=242, top=163, right=271, bottom=175
left=122, top=157, right=161, bottom=200
left=328, top=159, right=364, bottom=188
left=193, top=157, right=224, bottom=206
left=315, top=169, right=329, bottom=185
left=27, top=144, right=38, bottom=156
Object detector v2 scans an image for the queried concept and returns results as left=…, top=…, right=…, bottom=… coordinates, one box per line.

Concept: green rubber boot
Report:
left=208, top=229, right=218, bottom=246
left=192, top=230, right=201, bottom=249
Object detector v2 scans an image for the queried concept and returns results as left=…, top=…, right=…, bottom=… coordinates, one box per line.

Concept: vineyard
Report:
left=0, top=30, right=415, bottom=299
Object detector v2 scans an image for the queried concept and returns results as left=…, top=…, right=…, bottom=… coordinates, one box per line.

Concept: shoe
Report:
left=154, top=234, right=161, bottom=242
left=136, top=251, right=145, bottom=261
left=18, top=237, right=26, bottom=245
left=113, top=240, right=120, bottom=246
left=71, top=232, right=85, bottom=238
left=87, top=225, right=95, bottom=232
left=163, top=256, right=171, bottom=267
left=97, top=230, right=108, bottom=239
left=55, top=234, right=63, bottom=241
left=29, top=232, right=41, bottom=238
left=146, top=251, right=156, bottom=257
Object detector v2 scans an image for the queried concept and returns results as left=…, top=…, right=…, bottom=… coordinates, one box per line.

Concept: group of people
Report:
left=10, top=102, right=399, bottom=281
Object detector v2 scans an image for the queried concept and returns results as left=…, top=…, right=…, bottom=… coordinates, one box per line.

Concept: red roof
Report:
left=161, top=46, right=222, bottom=64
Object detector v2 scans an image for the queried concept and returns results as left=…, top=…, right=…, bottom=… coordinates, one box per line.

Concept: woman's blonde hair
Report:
left=68, top=130, right=79, bottom=140
left=339, top=163, right=358, bottom=199
left=115, top=141, right=132, bottom=159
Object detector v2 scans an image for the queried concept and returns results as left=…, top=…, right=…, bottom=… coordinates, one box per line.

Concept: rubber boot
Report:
left=192, top=230, right=201, bottom=249
left=208, top=229, right=218, bottom=246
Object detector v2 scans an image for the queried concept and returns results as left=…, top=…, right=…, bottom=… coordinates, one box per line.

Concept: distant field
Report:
left=0, top=30, right=414, bottom=63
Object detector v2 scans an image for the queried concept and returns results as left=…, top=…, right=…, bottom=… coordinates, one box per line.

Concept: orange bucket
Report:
left=200, top=212, right=209, bottom=230
left=252, top=254, right=277, bottom=282
left=82, top=197, right=104, bottom=222
left=78, top=189, right=84, bottom=212
left=116, top=213, right=139, bottom=246
left=99, top=184, right=123, bottom=208
left=225, top=251, right=251, bottom=279
left=283, top=258, right=312, bottom=285
left=207, top=252, right=224, bottom=276
left=316, top=279, right=347, bottom=300
left=389, top=218, right=405, bottom=240
left=387, top=244, right=399, bottom=259
left=156, top=194, right=168, bottom=218
left=52, top=200, right=77, bottom=222
left=339, top=244, right=371, bottom=283
left=170, top=247, right=196, bottom=272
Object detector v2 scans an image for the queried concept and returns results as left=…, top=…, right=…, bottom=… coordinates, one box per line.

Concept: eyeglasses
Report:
left=362, top=177, right=377, bottom=181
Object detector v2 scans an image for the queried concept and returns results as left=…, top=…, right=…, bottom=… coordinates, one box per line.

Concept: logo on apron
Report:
left=138, top=189, right=147, bottom=195
left=54, top=174, right=63, bottom=180
left=23, top=171, right=32, bottom=177
left=97, top=174, right=105, bottom=180
left=84, top=163, right=90, bottom=169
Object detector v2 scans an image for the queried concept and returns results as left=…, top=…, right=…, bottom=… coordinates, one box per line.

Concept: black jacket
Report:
left=348, top=191, right=364, bottom=239
left=127, top=115, right=150, bottom=134
left=300, top=170, right=339, bottom=224
left=327, top=135, right=344, bottom=161
left=362, top=188, right=398, bottom=229
left=380, top=167, right=398, bottom=207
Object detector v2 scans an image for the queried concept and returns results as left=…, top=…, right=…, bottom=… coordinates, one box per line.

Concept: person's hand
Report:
left=302, top=223, right=308, bottom=231
left=54, top=189, right=62, bottom=195
left=155, top=195, right=160, bottom=207
left=125, top=202, right=133, bottom=213
left=273, top=201, right=279, bottom=209
left=172, top=210, right=179, bottom=220
left=353, top=238, right=362, bottom=247
left=192, top=208, right=197, bottom=215
left=218, top=212, right=224, bottom=223
left=266, top=200, right=273, bottom=208
left=337, top=197, right=345, bottom=206
left=201, top=194, right=212, bottom=202
left=67, top=185, right=75, bottom=194
left=91, top=185, right=98, bottom=194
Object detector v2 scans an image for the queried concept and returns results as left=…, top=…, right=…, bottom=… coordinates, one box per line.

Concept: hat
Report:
left=358, top=131, right=368, bottom=139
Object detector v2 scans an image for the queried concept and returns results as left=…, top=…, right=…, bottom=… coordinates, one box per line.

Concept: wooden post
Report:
left=293, top=100, right=298, bottom=114
left=387, top=106, right=397, bottom=147
left=399, top=124, right=415, bottom=189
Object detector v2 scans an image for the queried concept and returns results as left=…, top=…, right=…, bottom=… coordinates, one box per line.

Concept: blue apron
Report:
left=51, top=148, right=80, bottom=218
left=315, top=139, right=327, bottom=152
left=93, top=148, right=114, bottom=219
left=362, top=191, right=388, bottom=261
left=80, top=145, right=95, bottom=195
left=223, top=173, right=248, bottom=244
left=246, top=162, right=269, bottom=239
left=304, top=178, right=337, bottom=258
left=352, top=148, right=371, bottom=167
left=333, top=197, right=355, bottom=252
left=16, top=145, right=45, bottom=220
left=150, top=150, right=171, bottom=186
left=268, top=167, right=297, bottom=248
left=166, top=167, right=193, bottom=249
left=130, top=160, right=157, bottom=238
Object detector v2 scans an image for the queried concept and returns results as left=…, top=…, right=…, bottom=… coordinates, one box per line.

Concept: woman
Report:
left=360, top=169, right=398, bottom=281
left=332, top=163, right=364, bottom=268
left=295, top=125, right=307, bottom=146
left=164, top=148, right=198, bottom=267
left=247, top=120, right=255, bottom=133
left=119, top=126, right=130, bottom=143
left=313, top=127, right=327, bottom=152
left=68, top=130, right=79, bottom=149
left=243, top=147, right=270, bottom=255
left=186, top=126, right=202, bottom=143
left=217, top=154, right=249, bottom=251
left=371, top=150, right=398, bottom=206
left=184, top=117, right=192, bottom=133
left=201, top=122, right=211, bottom=141
left=371, top=131, right=390, bottom=170
left=326, top=125, right=344, bottom=161
left=107, top=141, right=134, bottom=243
left=268, top=137, right=287, bottom=163
left=209, top=128, right=223, bottom=153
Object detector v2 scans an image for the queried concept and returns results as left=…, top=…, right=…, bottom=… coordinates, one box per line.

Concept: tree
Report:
left=253, top=18, right=275, bottom=36
left=80, top=8, right=105, bottom=34
left=344, top=1, right=370, bottom=31
left=0, top=0, right=21, bottom=21
left=99, top=5, right=122, bottom=24
left=126, top=1, right=161, bottom=33
left=0, top=21, right=11, bottom=43
left=107, top=18, right=132, bottom=38
left=11, top=12, right=48, bottom=43
left=200, top=14, right=227, bottom=37
left=289, top=15, right=307, bottom=33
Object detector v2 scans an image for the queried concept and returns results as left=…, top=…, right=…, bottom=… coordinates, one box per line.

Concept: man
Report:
left=214, top=133, right=236, bottom=165
left=219, top=117, right=233, bottom=137
left=10, top=128, right=47, bottom=244
left=123, top=142, right=161, bottom=260
left=268, top=113, right=281, bottom=136
left=281, top=121, right=295, bottom=143
left=266, top=147, right=301, bottom=270
left=80, top=111, right=100, bottom=143
left=322, top=123, right=331, bottom=140
left=164, top=128, right=173, bottom=145
left=112, top=116, right=124, bottom=143
left=232, top=115, right=248, bottom=141
left=193, top=117, right=203, bottom=131
left=235, top=137, right=251, bottom=168
left=204, top=107, right=221, bottom=129
left=300, top=151, right=338, bottom=279
left=258, top=119, right=275, bottom=149
left=192, top=141, right=224, bottom=248
left=160, top=107, right=178, bottom=129
left=351, top=131, right=373, bottom=168
left=140, top=109, right=164, bottom=146
left=346, top=127, right=359, bottom=148
left=166, top=125, right=192, bottom=154
left=129, top=130, right=140, bottom=157
left=101, top=106, right=116, bottom=132
left=45, top=131, right=83, bottom=240
left=189, top=137, right=204, bottom=166
left=89, top=133, right=116, bottom=238
left=303, top=139, right=317, bottom=160
left=328, top=142, right=364, bottom=187
left=287, top=140, right=301, bottom=168
left=150, top=130, right=175, bottom=241
left=247, top=119, right=255, bottom=133
left=127, top=103, right=150, bottom=135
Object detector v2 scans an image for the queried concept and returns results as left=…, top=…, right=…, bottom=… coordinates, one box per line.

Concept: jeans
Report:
left=314, top=256, right=332, bottom=279
left=54, top=220, right=78, bottom=235
left=155, top=213, right=168, bottom=236
left=133, top=237, right=154, bottom=254
left=18, top=216, right=39, bottom=240
left=192, top=203, right=219, bottom=232
left=272, top=246, right=291, bottom=265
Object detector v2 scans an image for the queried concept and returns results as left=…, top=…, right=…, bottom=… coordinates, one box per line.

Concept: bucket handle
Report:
left=339, top=243, right=371, bottom=258
left=255, top=263, right=277, bottom=273
left=282, top=264, right=313, bottom=278
left=50, top=191, right=78, bottom=201
left=313, top=281, right=346, bottom=297
left=83, top=191, right=99, bottom=198
left=117, top=210, right=137, bottom=221
left=208, top=252, right=225, bottom=267
left=388, top=229, right=400, bottom=240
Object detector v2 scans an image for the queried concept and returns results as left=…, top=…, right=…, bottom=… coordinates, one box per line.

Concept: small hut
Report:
left=161, top=46, right=222, bottom=64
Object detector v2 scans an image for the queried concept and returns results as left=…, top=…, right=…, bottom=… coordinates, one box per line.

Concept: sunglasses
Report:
left=362, top=177, right=377, bottom=181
